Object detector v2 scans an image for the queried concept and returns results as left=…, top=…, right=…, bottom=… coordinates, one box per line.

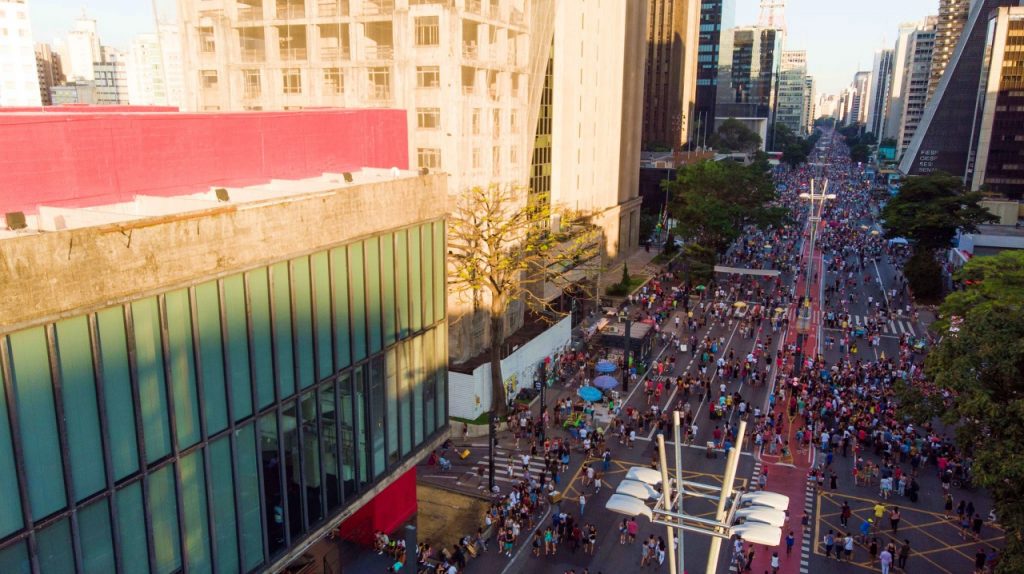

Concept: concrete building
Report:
left=35, top=43, right=65, bottom=105
left=0, top=0, right=42, bottom=107
left=64, top=13, right=103, bottom=81
left=847, top=70, right=871, bottom=127
left=0, top=107, right=448, bottom=573
left=816, top=93, right=838, bottom=119
left=866, top=49, right=895, bottom=140
left=882, top=22, right=919, bottom=141
left=803, top=75, right=815, bottom=133
left=775, top=50, right=809, bottom=136
left=641, top=0, right=701, bottom=149
left=896, top=19, right=936, bottom=157
left=551, top=0, right=645, bottom=259
left=94, top=59, right=128, bottom=105
left=694, top=0, right=734, bottom=147
left=928, top=0, right=972, bottom=103
left=715, top=24, right=784, bottom=144
left=49, top=81, right=95, bottom=104
left=969, top=6, right=1024, bottom=196
left=127, top=24, right=185, bottom=106
left=900, top=0, right=1019, bottom=179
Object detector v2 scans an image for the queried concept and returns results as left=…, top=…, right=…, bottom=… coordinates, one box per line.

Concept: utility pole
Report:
left=622, top=317, right=632, bottom=392
left=705, top=419, right=748, bottom=574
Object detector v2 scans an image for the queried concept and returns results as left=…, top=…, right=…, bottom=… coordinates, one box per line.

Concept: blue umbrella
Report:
left=592, top=375, right=620, bottom=390
left=578, top=386, right=603, bottom=402
left=595, top=360, right=617, bottom=374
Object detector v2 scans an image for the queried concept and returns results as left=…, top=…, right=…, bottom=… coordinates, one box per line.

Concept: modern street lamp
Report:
left=795, top=179, right=835, bottom=369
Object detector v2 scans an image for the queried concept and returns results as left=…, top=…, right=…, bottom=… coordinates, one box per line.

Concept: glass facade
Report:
left=0, top=221, right=448, bottom=574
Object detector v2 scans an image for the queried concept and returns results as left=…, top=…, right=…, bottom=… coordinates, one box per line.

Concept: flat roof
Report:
left=0, top=168, right=421, bottom=240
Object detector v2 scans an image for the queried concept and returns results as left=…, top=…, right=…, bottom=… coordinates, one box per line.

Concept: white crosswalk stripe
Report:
left=822, top=314, right=916, bottom=336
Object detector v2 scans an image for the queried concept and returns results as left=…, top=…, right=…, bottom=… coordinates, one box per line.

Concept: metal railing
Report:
left=317, top=1, right=349, bottom=17
left=367, top=84, right=391, bottom=101
left=362, top=0, right=395, bottom=15
left=363, top=45, right=394, bottom=60
left=462, top=43, right=478, bottom=60
left=237, top=6, right=264, bottom=21
left=240, top=48, right=266, bottom=62
left=279, top=47, right=308, bottom=61
left=275, top=3, right=306, bottom=19
left=320, top=46, right=350, bottom=60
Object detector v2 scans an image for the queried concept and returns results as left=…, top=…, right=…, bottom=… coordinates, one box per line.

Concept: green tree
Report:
left=849, top=143, right=870, bottom=164
left=710, top=118, right=763, bottom=154
left=914, top=251, right=1024, bottom=574
left=882, top=173, right=996, bottom=252
left=782, top=142, right=809, bottom=169
left=663, top=159, right=785, bottom=260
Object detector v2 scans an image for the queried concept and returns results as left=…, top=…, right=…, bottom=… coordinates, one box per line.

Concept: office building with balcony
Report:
left=0, top=108, right=448, bottom=573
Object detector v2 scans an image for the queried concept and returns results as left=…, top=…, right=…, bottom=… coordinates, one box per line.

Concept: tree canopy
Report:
left=916, top=251, right=1024, bottom=574
left=711, top=118, right=763, bottom=154
left=881, top=173, right=996, bottom=252
left=663, top=159, right=785, bottom=257
left=774, top=123, right=820, bottom=168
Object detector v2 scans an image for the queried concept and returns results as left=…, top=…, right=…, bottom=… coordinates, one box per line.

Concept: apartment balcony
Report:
left=362, top=0, right=395, bottom=16
left=367, top=84, right=391, bottom=101
left=363, top=45, right=394, bottom=60
left=321, top=46, right=350, bottom=60
left=237, top=6, right=264, bottom=22
left=241, top=49, right=266, bottom=62
left=276, top=3, right=307, bottom=19
left=462, top=84, right=475, bottom=96
left=462, top=43, right=478, bottom=60
left=466, top=0, right=482, bottom=15
left=317, top=0, right=350, bottom=17
left=280, top=47, right=308, bottom=61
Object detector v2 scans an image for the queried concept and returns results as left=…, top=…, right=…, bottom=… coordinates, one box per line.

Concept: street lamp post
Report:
left=795, top=180, right=835, bottom=371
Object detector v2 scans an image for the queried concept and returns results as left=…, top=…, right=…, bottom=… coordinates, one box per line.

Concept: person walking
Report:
left=880, top=545, right=894, bottom=574
left=898, top=539, right=911, bottom=570
left=890, top=507, right=901, bottom=534
left=578, top=494, right=586, bottom=516
left=840, top=501, right=852, bottom=528
left=785, top=531, right=795, bottom=556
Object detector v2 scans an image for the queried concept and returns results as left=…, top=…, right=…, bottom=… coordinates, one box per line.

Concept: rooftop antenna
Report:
left=758, top=0, right=786, bottom=31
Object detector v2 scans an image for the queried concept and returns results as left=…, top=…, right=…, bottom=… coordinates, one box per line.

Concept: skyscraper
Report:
left=883, top=23, right=920, bottom=141
left=928, top=0, right=972, bottom=103
left=900, top=0, right=1019, bottom=179
left=694, top=0, right=735, bottom=146
left=803, top=76, right=815, bottom=133
left=642, top=0, right=701, bottom=149
left=127, top=24, right=185, bottom=106
left=65, top=12, right=102, bottom=81
left=896, top=18, right=936, bottom=157
left=845, top=71, right=871, bottom=128
left=775, top=50, right=809, bottom=136
left=715, top=25, right=784, bottom=122
left=0, top=0, right=42, bottom=107
left=35, top=43, right=65, bottom=106
left=866, top=49, right=895, bottom=140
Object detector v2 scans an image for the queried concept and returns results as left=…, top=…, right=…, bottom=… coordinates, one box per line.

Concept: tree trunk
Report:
left=489, top=297, right=508, bottom=419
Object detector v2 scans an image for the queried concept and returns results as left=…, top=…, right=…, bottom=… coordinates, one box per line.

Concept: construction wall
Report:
left=0, top=108, right=408, bottom=214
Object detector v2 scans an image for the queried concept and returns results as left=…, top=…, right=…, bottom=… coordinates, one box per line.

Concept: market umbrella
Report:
left=592, top=375, right=620, bottom=390
left=595, top=359, right=617, bottom=374
left=733, top=301, right=747, bottom=308
left=870, top=230, right=880, bottom=236
left=695, top=285, right=707, bottom=291
left=578, top=385, right=603, bottom=402
left=860, top=224, right=869, bottom=230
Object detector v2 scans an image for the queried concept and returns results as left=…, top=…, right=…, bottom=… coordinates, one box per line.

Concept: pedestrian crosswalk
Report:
left=821, top=314, right=916, bottom=336
left=460, top=451, right=560, bottom=488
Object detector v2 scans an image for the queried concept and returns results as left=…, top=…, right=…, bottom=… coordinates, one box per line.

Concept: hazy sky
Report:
left=734, top=0, right=937, bottom=95
left=28, top=0, right=936, bottom=95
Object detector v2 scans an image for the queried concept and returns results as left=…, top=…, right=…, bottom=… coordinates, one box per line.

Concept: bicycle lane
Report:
left=745, top=220, right=822, bottom=574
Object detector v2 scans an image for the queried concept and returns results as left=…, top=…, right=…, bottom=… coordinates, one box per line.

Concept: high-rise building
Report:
left=866, top=49, right=895, bottom=140
left=847, top=70, right=871, bottom=127
left=94, top=59, right=129, bottom=105
left=816, top=93, right=838, bottom=119
left=0, top=0, right=42, bottom=107
left=803, top=75, right=815, bottom=133
left=969, top=6, right=1024, bottom=196
left=35, top=43, right=65, bottom=106
left=928, top=0, right=972, bottom=103
left=900, top=0, right=1018, bottom=179
left=775, top=50, right=809, bottom=136
left=693, top=0, right=735, bottom=146
left=551, top=0, right=645, bottom=258
left=837, top=88, right=854, bottom=125
left=641, top=0, right=701, bottom=149
left=0, top=108, right=449, bottom=574
left=896, top=18, right=936, bottom=157
left=883, top=23, right=919, bottom=141
left=715, top=25, right=784, bottom=127
left=65, top=13, right=103, bottom=81
left=127, top=24, right=185, bottom=106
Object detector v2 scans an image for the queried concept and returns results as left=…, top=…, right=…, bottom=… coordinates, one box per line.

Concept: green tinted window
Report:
left=164, top=290, right=200, bottom=449
left=433, top=222, right=445, bottom=319
left=311, top=252, right=334, bottom=381
left=78, top=498, right=116, bottom=574
left=394, top=230, right=411, bottom=339
left=0, top=340, right=22, bottom=538
left=0, top=541, right=29, bottom=574
left=131, top=298, right=171, bottom=463
left=365, top=239, right=383, bottom=354
left=179, top=451, right=212, bottom=574
left=421, top=224, right=435, bottom=326
left=115, top=481, right=150, bottom=574
left=223, top=274, right=253, bottom=420
left=208, top=436, right=239, bottom=574
left=408, top=227, right=423, bottom=333
left=338, top=373, right=356, bottom=499
left=271, top=262, right=296, bottom=398
left=237, top=423, right=264, bottom=570
left=329, top=247, right=351, bottom=369
left=380, top=234, right=397, bottom=346
left=292, top=257, right=315, bottom=390
left=35, top=518, right=74, bottom=574
left=398, top=341, right=412, bottom=455
left=53, top=317, right=104, bottom=500
left=247, top=268, right=275, bottom=409
left=7, top=327, right=66, bottom=519
left=96, top=308, right=139, bottom=480
left=148, top=465, right=182, bottom=573
left=349, top=243, right=367, bottom=362
left=435, top=322, right=447, bottom=429
left=196, top=281, right=228, bottom=433
left=369, top=357, right=385, bottom=477
left=385, top=349, right=398, bottom=465
left=414, top=332, right=427, bottom=446
left=353, top=367, right=369, bottom=486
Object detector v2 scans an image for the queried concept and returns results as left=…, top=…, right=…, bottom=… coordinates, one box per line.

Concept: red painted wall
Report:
left=339, top=468, right=418, bottom=546
left=0, top=108, right=409, bottom=214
